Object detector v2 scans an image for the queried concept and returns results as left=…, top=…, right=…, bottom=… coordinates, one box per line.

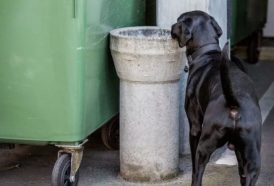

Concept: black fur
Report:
left=171, top=11, right=262, bottom=186
left=220, top=43, right=240, bottom=109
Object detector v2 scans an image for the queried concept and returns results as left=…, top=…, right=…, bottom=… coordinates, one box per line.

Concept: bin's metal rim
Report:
left=110, top=26, right=172, bottom=41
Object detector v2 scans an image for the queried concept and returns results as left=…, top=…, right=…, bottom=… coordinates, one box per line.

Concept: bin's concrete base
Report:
left=120, top=80, right=180, bottom=182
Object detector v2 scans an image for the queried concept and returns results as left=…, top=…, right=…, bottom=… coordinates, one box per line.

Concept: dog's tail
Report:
left=220, top=43, right=241, bottom=151
left=220, top=42, right=240, bottom=110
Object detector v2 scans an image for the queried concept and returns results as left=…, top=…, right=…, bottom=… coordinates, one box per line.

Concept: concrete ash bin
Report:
left=110, top=27, right=184, bottom=182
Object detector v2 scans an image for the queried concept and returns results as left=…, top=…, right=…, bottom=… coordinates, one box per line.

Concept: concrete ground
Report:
left=1, top=54, right=274, bottom=185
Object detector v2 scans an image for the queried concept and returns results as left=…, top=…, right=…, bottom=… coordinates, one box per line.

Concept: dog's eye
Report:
left=183, top=18, right=192, bottom=25
left=184, top=29, right=190, bottom=35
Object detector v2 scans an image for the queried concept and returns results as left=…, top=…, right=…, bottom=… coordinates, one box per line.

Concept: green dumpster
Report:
left=231, top=0, right=267, bottom=45
left=230, top=0, right=267, bottom=63
left=0, top=0, right=146, bottom=185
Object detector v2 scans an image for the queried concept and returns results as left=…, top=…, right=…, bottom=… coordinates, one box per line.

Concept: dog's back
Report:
left=192, top=43, right=262, bottom=185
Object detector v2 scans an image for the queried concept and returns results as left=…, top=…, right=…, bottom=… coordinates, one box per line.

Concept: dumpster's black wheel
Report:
left=247, top=30, right=262, bottom=64
left=52, top=154, right=79, bottom=186
left=101, top=115, right=119, bottom=150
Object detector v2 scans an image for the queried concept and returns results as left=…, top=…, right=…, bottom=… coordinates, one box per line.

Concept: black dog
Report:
left=171, top=11, right=261, bottom=186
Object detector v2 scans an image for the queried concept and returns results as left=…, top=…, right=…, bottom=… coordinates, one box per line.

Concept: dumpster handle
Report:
left=73, top=0, right=77, bottom=18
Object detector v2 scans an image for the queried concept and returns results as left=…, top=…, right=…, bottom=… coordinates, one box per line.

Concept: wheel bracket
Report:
left=56, top=139, right=88, bottom=182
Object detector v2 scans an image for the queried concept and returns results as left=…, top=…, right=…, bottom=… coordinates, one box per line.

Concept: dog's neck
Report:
left=186, top=43, right=221, bottom=64
left=184, top=43, right=221, bottom=76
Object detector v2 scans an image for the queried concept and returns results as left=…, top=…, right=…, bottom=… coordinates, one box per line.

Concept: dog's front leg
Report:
left=189, top=124, right=201, bottom=185
left=185, top=96, right=203, bottom=185
left=192, top=137, right=214, bottom=186
left=186, top=107, right=202, bottom=185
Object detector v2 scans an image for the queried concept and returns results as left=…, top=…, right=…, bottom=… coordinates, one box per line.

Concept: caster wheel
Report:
left=101, top=115, right=119, bottom=150
left=52, top=154, right=79, bottom=186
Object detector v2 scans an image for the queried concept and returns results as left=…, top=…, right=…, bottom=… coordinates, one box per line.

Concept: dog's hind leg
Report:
left=235, top=150, right=246, bottom=185
left=237, top=142, right=261, bottom=186
left=192, top=125, right=228, bottom=186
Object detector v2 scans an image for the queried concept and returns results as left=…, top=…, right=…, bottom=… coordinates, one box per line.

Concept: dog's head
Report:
left=171, top=11, right=222, bottom=49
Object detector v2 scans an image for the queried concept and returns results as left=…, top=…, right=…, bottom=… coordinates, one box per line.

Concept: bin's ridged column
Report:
left=110, top=27, right=184, bottom=182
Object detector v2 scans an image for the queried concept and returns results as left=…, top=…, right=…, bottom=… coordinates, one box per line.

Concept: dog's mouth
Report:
left=176, top=38, right=185, bottom=48
left=171, top=33, right=184, bottom=48
left=171, top=32, right=185, bottom=48
left=178, top=41, right=184, bottom=48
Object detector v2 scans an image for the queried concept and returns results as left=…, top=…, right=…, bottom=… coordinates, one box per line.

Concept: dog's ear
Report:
left=222, top=42, right=230, bottom=60
left=210, top=16, right=223, bottom=38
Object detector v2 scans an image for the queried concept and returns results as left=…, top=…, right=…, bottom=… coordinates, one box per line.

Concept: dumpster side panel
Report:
left=0, top=0, right=84, bottom=144
left=0, top=0, right=146, bottom=144
left=231, top=0, right=267, bottom=45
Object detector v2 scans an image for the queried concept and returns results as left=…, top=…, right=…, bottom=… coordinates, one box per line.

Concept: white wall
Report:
left=157, top=0, right=227, bottom=47
left=264, top=0, right=274, bottom=37
left=156, top=0, right=227, bottom=155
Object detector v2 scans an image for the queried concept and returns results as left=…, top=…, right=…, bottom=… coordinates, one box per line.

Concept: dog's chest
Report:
left=185, top=67, right=213, bottom=119
left=185, top=77, right=204, bottom=121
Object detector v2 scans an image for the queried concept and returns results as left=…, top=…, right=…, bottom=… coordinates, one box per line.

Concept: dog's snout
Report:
left=171, top=31, right=177, bottom=39
left=171, top=24, right=178, bottom=39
